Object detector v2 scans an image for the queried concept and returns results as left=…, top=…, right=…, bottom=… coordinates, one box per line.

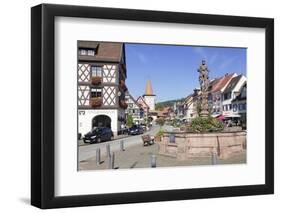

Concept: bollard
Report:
left=150, top=155, right=157, bottom=168
left=211, top=150, right=218, bottom=165
left=120, top=140, right=125, bottom=151
left=106, top=143, right=111, bottom=157
left=108, top=152, right=115, bottom=169
left=96, top=148, right=101, bottom=165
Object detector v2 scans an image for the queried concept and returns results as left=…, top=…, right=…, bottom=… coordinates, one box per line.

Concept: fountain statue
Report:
left=197, top=60, right=210, bottom=117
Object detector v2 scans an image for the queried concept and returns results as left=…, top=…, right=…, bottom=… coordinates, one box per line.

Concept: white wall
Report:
left=78, top=109, right=118, bottom=135
left=144, top=95, right=155, bottom=111
left=0, top=0, right=279, bottom=212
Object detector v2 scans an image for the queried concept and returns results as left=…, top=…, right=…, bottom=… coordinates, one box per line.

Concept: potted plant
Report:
left=91, top=76, right=102, bottom=85
left=90, top=97, right=102, bottom=107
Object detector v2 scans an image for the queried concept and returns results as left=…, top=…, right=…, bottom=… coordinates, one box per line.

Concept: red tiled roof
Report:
left=210, top=73, right=235, bottom=93
left=78, top=41, right=123, bottom=62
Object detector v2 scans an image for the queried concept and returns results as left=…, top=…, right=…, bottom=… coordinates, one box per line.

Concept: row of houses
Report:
left=172, top=73, right=247, bottom=126
left=125, top=80, right=157, bottom=125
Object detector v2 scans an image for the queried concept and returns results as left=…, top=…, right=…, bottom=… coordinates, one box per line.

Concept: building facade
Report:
left=208, top=73, right=237, bottom=117
left=125, top=91, right=144, bottom=124
left=136, top=96, right=150, bottom=122
left=77, top=41, right=128, bottom=136
left=183, top=88, right=201, bottom=122
left=231, top=82, right=247, bottom=127
left=222, top=75, right=247, bottom=119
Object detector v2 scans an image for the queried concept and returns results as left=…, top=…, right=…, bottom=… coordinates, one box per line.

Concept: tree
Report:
left=155, top=103, right=164, bottom=111
left=191, top=116, right=224, bottom=133
left=155, top=117, right=165, bottom=129
left=126, top=114, right=134, bottom=128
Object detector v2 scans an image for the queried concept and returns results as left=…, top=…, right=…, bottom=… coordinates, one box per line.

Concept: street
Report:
left=78, top=124, right=163, bottom=162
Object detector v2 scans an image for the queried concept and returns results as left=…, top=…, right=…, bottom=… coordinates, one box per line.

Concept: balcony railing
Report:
left=91, top=76, right=102, bottom=85
left=90, top=97, right=102, bottom=108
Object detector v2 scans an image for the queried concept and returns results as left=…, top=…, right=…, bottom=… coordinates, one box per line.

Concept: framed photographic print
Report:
left=31, top=3, right=274, bottom=209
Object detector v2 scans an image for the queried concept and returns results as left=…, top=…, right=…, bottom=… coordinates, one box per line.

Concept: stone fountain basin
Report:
left=158, top=131, right=246, bottom=160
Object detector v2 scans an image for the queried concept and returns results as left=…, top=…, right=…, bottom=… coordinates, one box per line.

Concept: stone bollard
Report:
left=96, top=148, right=101, bottom=165
left=108, top=152, right=115, bottom=169
left=211, top=149, right=218, bottom=165
left=150, top=154, right=157, bottom=168
left=120, top=140, right=125, bottom=151
left=106, top=143, right=111, bottom=157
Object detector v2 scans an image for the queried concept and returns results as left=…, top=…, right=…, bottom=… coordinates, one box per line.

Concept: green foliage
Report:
left=126, top=114, right=134, bottom=128
left=156, top=129, right=165, bottom=137
left=155, top=104, right=164, bottom=111
left=156, top=98, right=185, bottom=109
left=191, top=116, right=224, bottom=133
left=172, top=119, right=181, bottom=128
left=155, top=117, right=165, bottom=127
left=196, top=100, right=202, bottom=115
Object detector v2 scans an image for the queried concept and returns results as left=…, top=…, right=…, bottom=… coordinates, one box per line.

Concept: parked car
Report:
left=140, top=124, right=147, bottom=130
left=83, top=127, right=113, bottom=144
left=128, top=125, right=144, bottom=135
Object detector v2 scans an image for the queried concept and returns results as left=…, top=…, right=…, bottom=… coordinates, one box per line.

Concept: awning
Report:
left=211, top=114, right=225, bottom=121
left=212, top=114, right=221, bottom=118
left=224, top=114, right=241, bottom=118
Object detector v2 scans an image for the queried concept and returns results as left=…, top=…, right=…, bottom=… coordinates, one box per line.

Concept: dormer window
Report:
left=79, top=49, right=87, bottom=55
left=87, top=49, right=95, bottom=56
left=79, top=48, right=96, bottom=56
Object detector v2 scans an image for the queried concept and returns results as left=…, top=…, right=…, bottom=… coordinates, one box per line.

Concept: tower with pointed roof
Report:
left=143, top=80, right=156, bottom=111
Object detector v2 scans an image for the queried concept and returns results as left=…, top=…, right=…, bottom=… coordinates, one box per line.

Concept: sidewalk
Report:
left=79, top=142, right=246, bottom=171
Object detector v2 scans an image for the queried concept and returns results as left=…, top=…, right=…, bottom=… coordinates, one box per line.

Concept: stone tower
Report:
left=143, top=80, right=156, bottom=111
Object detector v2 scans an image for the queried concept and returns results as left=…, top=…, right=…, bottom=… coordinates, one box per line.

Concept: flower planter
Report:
left=91, top=76, right=102, bottom=85
left=90, top=97, right=102, bottom=107
left=119, top=100, right=128, bottom=109
left=119, top=80, right=128, bottom=91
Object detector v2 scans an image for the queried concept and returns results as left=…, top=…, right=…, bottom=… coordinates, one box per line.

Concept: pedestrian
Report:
left=121, top=123, right=125, bottom=134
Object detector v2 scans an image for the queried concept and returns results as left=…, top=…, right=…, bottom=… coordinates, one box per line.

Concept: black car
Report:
left=83, top=127, right=113, bottom=144
left=128, top=125, right=144, bottom=135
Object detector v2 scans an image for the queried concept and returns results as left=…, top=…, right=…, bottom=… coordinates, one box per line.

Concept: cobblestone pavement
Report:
left=79, top=141, right=246, bottom=171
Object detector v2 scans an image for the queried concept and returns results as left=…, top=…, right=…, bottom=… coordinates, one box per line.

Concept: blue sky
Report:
left=125, top=43, right=246, bottom=102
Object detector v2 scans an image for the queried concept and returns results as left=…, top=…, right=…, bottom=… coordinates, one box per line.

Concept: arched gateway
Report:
left=92, top=115, right=111, bottom=129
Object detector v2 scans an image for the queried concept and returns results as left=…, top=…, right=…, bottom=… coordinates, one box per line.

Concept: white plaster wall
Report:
left=103, top=64, right=117, bottom=83
left=78, top=109, right=118, bottom=136
left=222, top=75, right=247, bottom=115
left=144, top=96, right=155, bottom=111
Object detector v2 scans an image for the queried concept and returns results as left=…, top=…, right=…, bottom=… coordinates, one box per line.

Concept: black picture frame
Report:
left=31, top=3, right=274, bottom=209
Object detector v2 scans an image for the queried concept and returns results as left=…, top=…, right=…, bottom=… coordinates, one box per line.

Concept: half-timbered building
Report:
left=136, top=96, right=150, bottom=121
left=77, top=41, right=128, bottom=137
left=125, top=91, right=144, bottom=124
